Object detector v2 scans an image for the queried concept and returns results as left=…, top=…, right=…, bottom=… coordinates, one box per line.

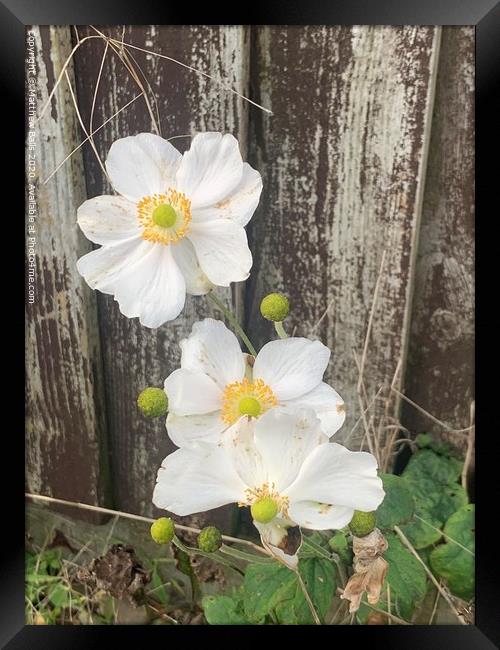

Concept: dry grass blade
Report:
left=461, top=401, right=475, bottom=490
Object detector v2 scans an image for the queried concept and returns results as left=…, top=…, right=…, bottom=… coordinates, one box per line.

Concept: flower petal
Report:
left=254, top=519, right=301, bottom=570
left=222, top=416, right=267, bottom=489
left=77, top=195, right=140, bottom=245
left=76, top=238, right=149, bottom=295
left=170, top=238, right=213, bottom=295
left=284, top=443, right=385, bottom=512
left=188, top=220, right=252, bottom=286
left=166, top=411, right=226, bottom=448
left=114, top=245, right=186, bottom=327
left=180, top=318, right=245, bottom=389
left=106, top=133, right=182, bottom=202
left=287, top=382, right=346, bottom=438
left=164, top=368, right=222, bottom=416
left=288, top=501, right=354, bottom=531
left=153, top=444, right=246, bottom=516
left=253, top=338, right=331, bottom=401
left=253, top=408, right=327, bottom=493
left=192, top=163, right=262, bottom=226
left=176, top=132, right=243, bottom=208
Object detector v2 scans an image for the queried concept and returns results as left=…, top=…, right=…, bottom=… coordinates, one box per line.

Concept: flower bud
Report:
left=137, top=387, right=168, bottom=418
left=348, top=510, right=377, bottom=538
left=197, top=526, right=223, bottom=553
left=150, top=517, right=175, bottom=544
left=260, top=293, right=290, bottom=322
left=251, top=497, right=278, bottom=524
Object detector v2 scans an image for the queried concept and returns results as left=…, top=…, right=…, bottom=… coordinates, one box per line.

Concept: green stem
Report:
left=208, top=291, right=257, bottom=356
left=296, top=570, right=322, bottom=625
left=172, top=536, right=244, bottom=575
left=220, top=544, right=274, bottom=565
left=274, top=321, right=288, bottom=339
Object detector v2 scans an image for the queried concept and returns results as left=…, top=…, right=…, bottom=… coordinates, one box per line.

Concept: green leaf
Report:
left=47, top=583, right=69, bottom=609
left=402, top=449, right=462, bottom=486
left=242, top=562, right=296, bottom=623
left=202, top=595, right=250, bottom=625
left=376, top=474, right=415, bottom=529
left=429, top=504, right=475, bottom=601
left=384, top=533, right=427, bottom=620
left=242, top=558, right=336, bottom=625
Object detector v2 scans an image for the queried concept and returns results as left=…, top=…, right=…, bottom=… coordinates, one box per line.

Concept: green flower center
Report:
left=152, top=203, right=177, bottom=228
left=251, top=496, right=279, bottom=524
left=238, top=396, right=262, bottom=417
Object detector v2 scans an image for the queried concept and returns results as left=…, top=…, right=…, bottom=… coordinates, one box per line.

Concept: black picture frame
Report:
left=9, top=0, right=498, bottom=646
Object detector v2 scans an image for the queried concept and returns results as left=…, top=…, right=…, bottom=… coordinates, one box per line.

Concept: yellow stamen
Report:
left=220, top=378, right=277, bottom=425
left=137, top=189, right=191, bottom=245
left=238, top=482, right=289, bottom=519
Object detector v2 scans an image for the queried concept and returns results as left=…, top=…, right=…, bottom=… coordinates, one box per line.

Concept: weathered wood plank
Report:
left=247, top=26, right=441, bottom=448
left=26, top=26, right=110, bottom=520
left=72, top=26, right=251, bottom=526
left=401, top=27, right=474, bottom=451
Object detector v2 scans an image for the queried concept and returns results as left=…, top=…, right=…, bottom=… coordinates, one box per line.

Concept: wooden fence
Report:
left=26, top=25, right=474, bottom=529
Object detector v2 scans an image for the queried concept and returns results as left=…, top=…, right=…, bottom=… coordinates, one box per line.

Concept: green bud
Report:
left=260, top=293, right=290, bottom=322
left=152, top=203, right=177, bottom=228
left=197, top=526, right=223, bottom=553
left=137, top=387, right=168, bottom=418
left=251, top=497, right=278, bottom=524
left=348, top=510, right=377, bottom=537
left=150, top=517, right=175, bottom=544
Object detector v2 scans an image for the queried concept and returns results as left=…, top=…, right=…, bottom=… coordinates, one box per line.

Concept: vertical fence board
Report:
left=402, top=27, right=475, bottom=451
left=26, top=26, right=110, bottom=520
left=247, top=26, right=441, bottom=447
left=72, top=26, right=250, bottom=525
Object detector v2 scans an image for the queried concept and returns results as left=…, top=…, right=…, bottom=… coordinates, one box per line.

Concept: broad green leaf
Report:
left=429, top=504, right=475, bottom=601
left=242, top=558, right=336, bottom=625
left=384, top=533, right=427, bottom=620
left=242, top=562, right=296, bottom=623
left=202, top=595, right=250, bottom=625
left=376, top=474, right=415, bottom=529
left=402, top=449, right=462, bottom=486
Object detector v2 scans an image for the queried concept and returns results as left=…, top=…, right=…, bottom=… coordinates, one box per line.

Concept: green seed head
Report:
left=251, top=497, right=279, bottom=524
left=150, top=517, right=175, bottom=544
left=197, top=526, right=223, bottom=553
left=348, top=510, right=377, bottom=538
left=137, top=387, right=168, bottom=418
left=238, top=396, right=262, bottom=417
left=152, top=203, right=177, bottom=228
left=260, top=293, right=290, bottom=322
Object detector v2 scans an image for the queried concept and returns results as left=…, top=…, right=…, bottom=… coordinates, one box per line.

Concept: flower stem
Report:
left=274, top=321, right=288, bottom=339
left=208, top=291, right=257, bottom=357
left=296, top=570, right=322, bottom=625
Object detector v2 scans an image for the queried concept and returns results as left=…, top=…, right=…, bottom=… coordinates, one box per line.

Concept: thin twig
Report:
left=391, top=388, right=472, bottom=435
left=429, top=588, right=441, bottom=625
left=413, top=515, right=474, bottom=556
left=25, top=493, right=268, bottom=555
left=208, top=292, right=257, bottom=356
left=361, top=601, right=410, bottom=625
left=296, top=570, right=321, bottom=625
left=357, top=250, right=387, bottom=393
left=462, top=401, right=475, bottom=491
left=393, top=525, right=467, bottom=625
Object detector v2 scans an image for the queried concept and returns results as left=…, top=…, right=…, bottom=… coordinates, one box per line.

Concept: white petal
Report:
left=253, top=338, right=331, bottom=401
left=192, top=163, right=263, bottom=226
left=222, top=416, right=267, bottom=489
left=255, top=519, right=301, bottom=570
left=188, top=220, right=252, bottom=286
left=164, top=368, right=222, bottom=416
left=153, top=444, right=246, bottom=515
left=76, top=238, right=149, bottom=294
left=288, top=502, right=354, bottom=531
left=286, top=382, right=346, bottom=438
left=114, top=245, right=186, bottom=327
left=253, top=408, right=327, bottom=492
left=180, top=318, right=245, bottom=388
left=106, top=133, right=182, bottom=202
left=176, top=132, right=243, bottom=208
left=77, top=195, right=140, bottom=245
left=170, top=238, right=213, bottom=295
left=166, top=411, right=226, bottom=448
left=284, top=443, right=385, bottom=512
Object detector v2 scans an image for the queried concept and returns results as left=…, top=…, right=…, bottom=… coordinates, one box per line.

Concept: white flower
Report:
left=164, top=318, right=346, bottom=446
left=153, top=408, right=384, bottom=566
left=76, top=132, right=262, bottom=328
